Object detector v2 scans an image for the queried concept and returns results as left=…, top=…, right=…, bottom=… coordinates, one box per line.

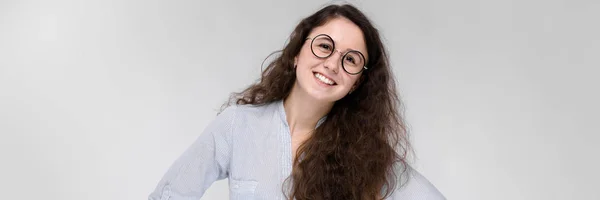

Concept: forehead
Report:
left=308, top=17, right=368, bottom=58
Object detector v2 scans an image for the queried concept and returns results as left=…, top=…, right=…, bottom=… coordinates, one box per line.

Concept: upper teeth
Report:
left=315, top=73, right=334, bottom=85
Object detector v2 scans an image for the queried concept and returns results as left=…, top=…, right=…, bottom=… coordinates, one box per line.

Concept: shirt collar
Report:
left=277, top=99, right=327, bottom=129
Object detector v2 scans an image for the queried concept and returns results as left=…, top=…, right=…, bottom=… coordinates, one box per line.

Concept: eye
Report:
left=318, top=43, right=332, bottom=50
left=345, top=55, right=356, bottom=64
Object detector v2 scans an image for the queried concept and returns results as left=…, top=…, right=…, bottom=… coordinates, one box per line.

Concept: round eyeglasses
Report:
left=306, top=34, right=368, bottom=75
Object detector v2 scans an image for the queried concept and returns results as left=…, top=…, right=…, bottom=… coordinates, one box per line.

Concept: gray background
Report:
left=1, top=0, right=598, bottom=199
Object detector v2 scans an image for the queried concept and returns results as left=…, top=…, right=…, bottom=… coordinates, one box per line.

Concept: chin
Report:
left=305, top=89, right=346, bottom=103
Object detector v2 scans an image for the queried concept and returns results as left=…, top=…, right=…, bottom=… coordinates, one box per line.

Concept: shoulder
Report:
left=387, top=164, right=445, bottom=200
left=215, top=101, right=281, bottom=144
left=220, top=101, right=281, bottom=121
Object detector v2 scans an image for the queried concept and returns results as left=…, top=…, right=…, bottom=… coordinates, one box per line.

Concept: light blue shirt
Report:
left=149, top=100, right=445, bottom=200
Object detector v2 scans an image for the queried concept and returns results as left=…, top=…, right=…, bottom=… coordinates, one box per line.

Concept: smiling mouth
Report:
left=313, top=72, right=337, bottom=85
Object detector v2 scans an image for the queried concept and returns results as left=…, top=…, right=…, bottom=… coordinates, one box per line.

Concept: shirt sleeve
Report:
left=386, top=165, right=446, bottom=200
left=148, top=106, right=237, bottom=200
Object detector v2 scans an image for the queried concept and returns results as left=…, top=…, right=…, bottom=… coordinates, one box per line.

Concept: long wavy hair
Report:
left=226, top=4, right=411, bottom=200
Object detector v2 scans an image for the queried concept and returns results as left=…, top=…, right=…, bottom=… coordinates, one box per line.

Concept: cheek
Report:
left=343, top=75, right=361, bottom=88
left=297, top=46, right=320, bottom=67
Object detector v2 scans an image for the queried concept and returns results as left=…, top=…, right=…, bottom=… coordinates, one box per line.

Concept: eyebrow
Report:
left=342, top=47, right=363, bottom=53
left=316, top=34, right=364, bottom=51
left=308, top=35, right=366, bottom=54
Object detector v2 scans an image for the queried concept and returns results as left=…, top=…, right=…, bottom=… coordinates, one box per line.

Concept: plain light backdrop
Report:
left=1, top=0, right=598, bottom=199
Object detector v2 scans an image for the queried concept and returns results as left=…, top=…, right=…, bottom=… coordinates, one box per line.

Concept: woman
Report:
left=149, top=3, right=444, bottom=200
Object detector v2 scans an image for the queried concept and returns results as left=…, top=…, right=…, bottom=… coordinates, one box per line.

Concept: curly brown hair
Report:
left=225, top=4, right=411, bottom=200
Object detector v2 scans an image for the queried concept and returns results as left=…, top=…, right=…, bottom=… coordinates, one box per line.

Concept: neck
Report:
left=283, top=85, right=333, bottom=136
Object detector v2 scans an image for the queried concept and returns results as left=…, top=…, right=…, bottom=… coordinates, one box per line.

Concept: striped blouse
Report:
left=149, top=100, right=445, bottom=200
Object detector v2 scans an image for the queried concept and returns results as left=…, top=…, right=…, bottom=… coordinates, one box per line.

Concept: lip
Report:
left=313, top=71, right=337, bottom=84
left=312, top=72, right=337, bottom=87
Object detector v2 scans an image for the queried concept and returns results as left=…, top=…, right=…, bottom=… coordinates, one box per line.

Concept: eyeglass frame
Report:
left=305, top=34, right=368, bottom=75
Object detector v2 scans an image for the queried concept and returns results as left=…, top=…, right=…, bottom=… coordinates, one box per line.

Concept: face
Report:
left=293, top=17, right=368, bottom=103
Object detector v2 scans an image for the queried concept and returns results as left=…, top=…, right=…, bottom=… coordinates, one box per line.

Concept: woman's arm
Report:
left=148, top=106, right=236, bottom=200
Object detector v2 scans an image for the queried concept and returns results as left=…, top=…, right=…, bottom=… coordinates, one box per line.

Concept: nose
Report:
left=323, top=50, right=343, bottom=74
